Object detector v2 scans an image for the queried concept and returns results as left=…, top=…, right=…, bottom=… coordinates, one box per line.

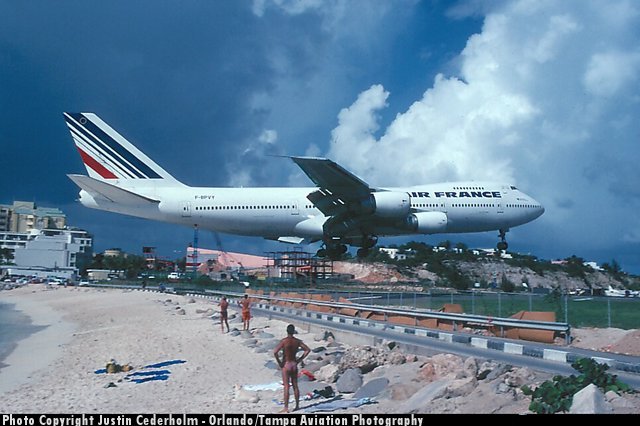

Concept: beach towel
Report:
left=144, top=359, right=186, bottom=368
left=243, top=381, right=283, bottom=392
left=302, top=397, right=376, bottom=413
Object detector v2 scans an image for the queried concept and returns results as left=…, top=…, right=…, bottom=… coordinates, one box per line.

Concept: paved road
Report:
left=255, top=305, right=640, bottom=389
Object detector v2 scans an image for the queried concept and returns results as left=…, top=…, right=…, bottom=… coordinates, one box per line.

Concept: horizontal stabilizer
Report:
left=68, top=174, right=160, bottom=206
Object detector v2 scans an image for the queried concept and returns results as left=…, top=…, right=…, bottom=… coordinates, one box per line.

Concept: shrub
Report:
left=521, top=358, right=633, bottom=414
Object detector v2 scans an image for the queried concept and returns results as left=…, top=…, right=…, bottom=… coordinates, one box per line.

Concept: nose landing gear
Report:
left=497, top=229, right=509, bottom=251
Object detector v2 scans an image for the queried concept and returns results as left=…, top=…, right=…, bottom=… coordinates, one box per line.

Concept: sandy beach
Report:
left=1, top=284, right=638, bottom=414
left=0, top=285, right=290, bottom=413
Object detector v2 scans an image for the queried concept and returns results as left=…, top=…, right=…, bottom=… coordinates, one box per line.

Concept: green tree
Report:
left=0, top=247, right=14, bottom=264
left=602, top=259, right=622, bottom=275
left=500, top=273, right=515, bottom=292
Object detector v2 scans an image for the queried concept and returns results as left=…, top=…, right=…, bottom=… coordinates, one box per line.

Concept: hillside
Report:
left=333, top=243, right=640, bottom=292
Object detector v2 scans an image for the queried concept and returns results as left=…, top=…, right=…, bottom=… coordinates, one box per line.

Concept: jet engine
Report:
left=405, top=211, right=448, bottom=233
left=361, top=191, right=411, bottom=218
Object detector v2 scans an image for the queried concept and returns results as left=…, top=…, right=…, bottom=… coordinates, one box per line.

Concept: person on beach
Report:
left=239, top=294, right=251, bottom=331
left=219, top=296, right=230, bottom=333
left=273, top=324, right=311, bottom=413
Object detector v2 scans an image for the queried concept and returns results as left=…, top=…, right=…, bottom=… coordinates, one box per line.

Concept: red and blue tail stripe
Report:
left=64, top=112, right=162, bottom=180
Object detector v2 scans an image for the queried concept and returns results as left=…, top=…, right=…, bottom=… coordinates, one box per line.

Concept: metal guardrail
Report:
left=201, top=289, right=571, bottom=341
left=85, top=284, right=571, bottom=342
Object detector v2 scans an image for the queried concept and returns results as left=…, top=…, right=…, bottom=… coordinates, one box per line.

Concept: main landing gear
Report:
left=497, top=229, right=509, bottom=251
left=316, top=243, right=347, bottom=260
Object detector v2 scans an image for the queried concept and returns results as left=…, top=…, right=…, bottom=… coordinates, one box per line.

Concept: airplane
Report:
left=604, top=285, right=639, bottom=298
left=63, top=112, right=545, bottom=259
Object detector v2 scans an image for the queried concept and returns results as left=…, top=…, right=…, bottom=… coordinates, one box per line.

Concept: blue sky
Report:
left=1, top=1, right=639, bottom=274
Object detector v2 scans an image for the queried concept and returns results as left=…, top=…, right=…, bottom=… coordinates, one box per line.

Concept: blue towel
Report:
left=127, top=374, right=170, bottom=384
left=126, top=369, right=171, bottom=377
left=303, top=397, right=376, bottom=413
left=144, top=359, right=186, bottom=368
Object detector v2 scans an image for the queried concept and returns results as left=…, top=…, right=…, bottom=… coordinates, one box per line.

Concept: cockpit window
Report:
left=510, top=186, right=518, bottom=190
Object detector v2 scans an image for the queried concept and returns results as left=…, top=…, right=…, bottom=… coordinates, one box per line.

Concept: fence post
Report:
left=564, top=293, right=568, bottom=325
left=498, top=291, right=502, bottom=317
left=607, top=298, right=611, bottom=328
left=529, top=293, right=532, bottom=311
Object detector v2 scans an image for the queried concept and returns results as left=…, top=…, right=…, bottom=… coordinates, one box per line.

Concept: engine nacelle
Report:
left=293, top=215, right=327, bottom=238
left=406, top=211, right=448, bottom=234
left=363, top=191, right=411, bottom=218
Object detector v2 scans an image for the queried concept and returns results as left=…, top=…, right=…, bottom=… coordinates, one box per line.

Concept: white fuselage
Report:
left=78, top=181, right=544, bottom=240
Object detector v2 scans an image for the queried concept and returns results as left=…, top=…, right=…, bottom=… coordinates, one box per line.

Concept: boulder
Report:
left=176, top=308, right=186, bottom=315
left=446, top=376, right=477, bottom=398
left=479, top=361, right=507, bottom=381
left=570, top=384, right=613, bottom=414
left=418, top=354, right=463, bottom=382
left=315, top=364, right=340, bottom=383
left=389, top=383, right=421, bottom=401
left=504, top=367, right=534, bottom=388
left=260, top=339, right=279, bottom=351
left=396, top=379, right=450, bottom=413
left=187, top=298, right=196, bottom=304
left=338, top=346, right=380, bottom=374
left=353, top=377, right=389, bottom=399
left=336, top=368, right=363, bottom=393
left=387, top=351, right=406, bottom=365
left=462, top=357, right=478, bottom=379
left=304, top=359, right=330, bottom=374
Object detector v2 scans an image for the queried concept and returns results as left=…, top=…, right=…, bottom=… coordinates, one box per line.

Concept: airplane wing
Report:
left=68, top=174, right=160, bottom=206
left=290, top=156, right=385, bottom=239
left=290, top=156, right=373, bottom=217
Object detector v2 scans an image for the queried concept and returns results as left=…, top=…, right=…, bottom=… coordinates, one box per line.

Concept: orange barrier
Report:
left=501, top=311, right=557, bottom=343
left=258, top=292, right=558, bottom=344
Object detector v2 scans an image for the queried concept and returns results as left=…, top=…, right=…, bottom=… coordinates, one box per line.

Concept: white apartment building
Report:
left=1, top=228, right=93, bottom=280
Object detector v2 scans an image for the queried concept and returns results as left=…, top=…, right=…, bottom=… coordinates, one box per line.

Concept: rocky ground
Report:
left=333, top=258, right=640, bottom=292
left=234, top=327, right=640, bottom=414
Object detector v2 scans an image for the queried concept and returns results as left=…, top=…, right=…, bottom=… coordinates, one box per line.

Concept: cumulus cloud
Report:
left=252, top=0, right=323, bottom=17
left=325, top=0, right=640, bottom=251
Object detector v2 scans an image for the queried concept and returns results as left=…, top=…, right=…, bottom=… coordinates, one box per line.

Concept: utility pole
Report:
left=192, top=224, right=199, bottom=278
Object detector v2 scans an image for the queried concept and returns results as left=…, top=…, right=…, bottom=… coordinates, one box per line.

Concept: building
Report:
left=103, top=248, right=124, bottom=257
left=0, top=201, right=66, bottom=233
left=379, top=247, right=414, bottom=261
left=1, top=228, right=93, bottom=280
left=0, top=205, right=11, bottom=231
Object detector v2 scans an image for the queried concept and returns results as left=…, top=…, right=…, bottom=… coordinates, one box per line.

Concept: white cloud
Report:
left=252, top=0, right=323, bottom=17
left=583, top=50, right=640, bottom=97
left=259, top=129, right=278, bottom=144
left=325, top=0, right=640, bottom=251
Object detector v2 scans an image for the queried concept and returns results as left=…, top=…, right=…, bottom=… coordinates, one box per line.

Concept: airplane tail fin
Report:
left=63, top=112, right=183, bottom=187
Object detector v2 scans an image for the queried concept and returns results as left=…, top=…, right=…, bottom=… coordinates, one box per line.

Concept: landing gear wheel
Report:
left=316, top=248, right=327, bottom=258
left=357, top=248, right=370, bottom=259
left=497, top=228, right=509, bottom=251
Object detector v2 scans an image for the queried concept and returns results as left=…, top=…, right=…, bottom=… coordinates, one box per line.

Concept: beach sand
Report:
left=0, top=285, right=291, bottom=413
left=2, top=285, right=638, bottom=414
